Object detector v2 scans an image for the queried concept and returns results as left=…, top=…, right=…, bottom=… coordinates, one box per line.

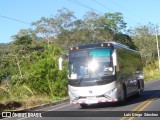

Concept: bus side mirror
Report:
left=58, top=54, right=68, bottom=70
left=112, top=50, right=117, bottom=66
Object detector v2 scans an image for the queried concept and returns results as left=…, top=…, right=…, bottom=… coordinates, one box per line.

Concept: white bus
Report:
left=59, top=42, right=144, bottom=108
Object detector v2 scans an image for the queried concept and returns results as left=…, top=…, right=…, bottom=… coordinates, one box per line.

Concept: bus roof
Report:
left=70, top=42, right=138, bottom=53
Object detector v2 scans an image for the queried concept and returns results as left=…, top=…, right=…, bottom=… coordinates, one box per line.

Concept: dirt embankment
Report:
left=0, top=101, right=22, bottom=110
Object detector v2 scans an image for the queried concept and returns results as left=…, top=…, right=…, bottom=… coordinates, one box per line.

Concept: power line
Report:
left=0, top=14, right=30, bottom=25
left=92, top=0, right=138, bottom=24
left=92, top=0, right=114, bottom=12
left=68, top=0, right=137, bottom=25
left=107, top=0, right=149, bottom=23
left=68, top=0, right=104, bottom=14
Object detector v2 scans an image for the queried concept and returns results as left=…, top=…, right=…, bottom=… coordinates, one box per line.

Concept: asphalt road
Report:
left=2, top=79, right=160, bottom=120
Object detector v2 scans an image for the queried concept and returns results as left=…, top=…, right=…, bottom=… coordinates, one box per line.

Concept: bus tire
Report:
left=80, top=104, right=88, bottom=108
left=119, top=85, right=126, bottom=105
left=136, top=81, right=141, bottom=97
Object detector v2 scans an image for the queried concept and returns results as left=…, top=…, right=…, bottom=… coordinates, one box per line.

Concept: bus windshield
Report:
left=68, top=48, right=113, bottom=79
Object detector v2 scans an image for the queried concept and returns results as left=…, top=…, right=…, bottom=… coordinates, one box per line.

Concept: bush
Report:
left=9, top=45, right=68, bottom=98
left=144, top=61, right=160, bottom=81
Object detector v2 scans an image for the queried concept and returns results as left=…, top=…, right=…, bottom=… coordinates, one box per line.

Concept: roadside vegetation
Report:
left=144, top=61, right=160, bottom=81
left=0, top=8, right=160, bottom=110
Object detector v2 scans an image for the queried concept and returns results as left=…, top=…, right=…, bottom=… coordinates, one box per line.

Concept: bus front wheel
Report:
left=119, top=86, right=127, bottom=105
left=80, top=104, right=88, bottom=108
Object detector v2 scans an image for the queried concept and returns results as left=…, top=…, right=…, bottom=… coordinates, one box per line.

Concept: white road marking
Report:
left=48, top=103, right=71, bottom=111
left=35, top=102, right=69, bottom=111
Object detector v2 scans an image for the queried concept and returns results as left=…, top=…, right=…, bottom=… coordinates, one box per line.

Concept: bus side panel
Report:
left=116, top=48, right=143, bottom=98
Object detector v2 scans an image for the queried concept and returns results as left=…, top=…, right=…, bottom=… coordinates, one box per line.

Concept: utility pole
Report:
left=155, top=26, right=160, bottom=70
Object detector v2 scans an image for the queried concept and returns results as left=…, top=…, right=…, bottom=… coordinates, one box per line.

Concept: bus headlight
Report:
left=88, top=60, right=98, bottom=72
left=104, top=88, right=117, bottom=97
left=69, top=91, right=79, bottom=100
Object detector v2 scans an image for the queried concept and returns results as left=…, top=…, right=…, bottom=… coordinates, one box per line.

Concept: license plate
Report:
left=87, top=96, right=97, bottom=103
left=87, top=96, right=96, bottom=99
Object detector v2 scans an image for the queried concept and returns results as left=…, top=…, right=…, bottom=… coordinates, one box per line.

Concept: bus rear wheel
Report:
left=136, top=81, right=141, bottom=97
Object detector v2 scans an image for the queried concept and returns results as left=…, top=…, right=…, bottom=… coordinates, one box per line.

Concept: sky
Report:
left=0, top=0, right=160, bottom=43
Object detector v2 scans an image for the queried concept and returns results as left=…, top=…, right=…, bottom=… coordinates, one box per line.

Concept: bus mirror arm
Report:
left=58, top=54, right=68, bottom=70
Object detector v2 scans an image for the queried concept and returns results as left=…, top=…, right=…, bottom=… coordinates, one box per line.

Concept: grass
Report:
left=0, top=84, right=67, bottom=110
left=144, top=61, right=160, bottom=81
left=16, top=95, right=58, bottom=110
left=19, top=95, right=68, bottom=110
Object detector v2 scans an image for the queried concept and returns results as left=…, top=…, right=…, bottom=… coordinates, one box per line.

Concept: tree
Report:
left=129, top=23, right=158, bottom=65
left=78, top=11, right=102, bottom=43
left=113, top=33, right=137, bottom=50
left=32, top=8, right=76, bottom=48
left=104, top=12, right=127, bottom=34
left=31, top=10, right=128, bottom=49
left=31, top=17, right=56, bottom=45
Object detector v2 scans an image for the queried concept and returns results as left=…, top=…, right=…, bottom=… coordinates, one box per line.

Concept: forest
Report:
left=0, top=8, right=160, bottom=110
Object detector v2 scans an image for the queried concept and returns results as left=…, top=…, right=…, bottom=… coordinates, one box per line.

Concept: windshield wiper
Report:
left=78, top=76, right=84, bottom=85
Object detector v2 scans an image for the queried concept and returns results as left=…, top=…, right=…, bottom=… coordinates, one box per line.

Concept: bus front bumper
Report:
left=70, top=97, right=118, bottom=104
